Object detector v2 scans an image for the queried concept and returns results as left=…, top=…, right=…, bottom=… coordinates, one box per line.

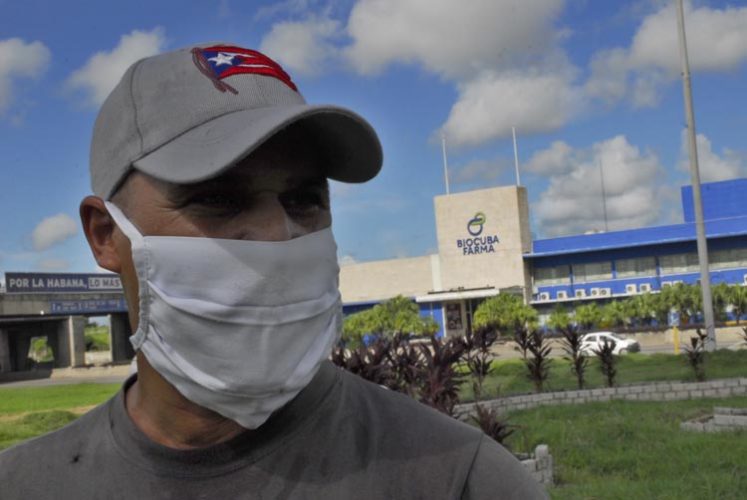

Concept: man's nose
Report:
left=240, top=193, right=294, bottom=242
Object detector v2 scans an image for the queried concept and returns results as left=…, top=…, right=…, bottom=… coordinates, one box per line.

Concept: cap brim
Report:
left=132, top=104, right=382, bottom=185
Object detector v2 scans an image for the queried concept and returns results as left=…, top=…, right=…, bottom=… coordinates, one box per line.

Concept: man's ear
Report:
left=80, top=196, right=123, bottom=273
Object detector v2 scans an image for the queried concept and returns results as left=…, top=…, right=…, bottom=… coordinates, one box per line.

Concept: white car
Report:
left=580, top=331, right=640, bottom=355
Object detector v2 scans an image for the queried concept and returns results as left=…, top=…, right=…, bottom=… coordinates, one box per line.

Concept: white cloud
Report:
left=0, top=38, right=51, bottom=115
left=255, top=0, right=317, bottom=21
left=67, top=28, right=165, bottom=106
left=586, top=2, right=747, bottom=107
left=37, top=258, right=71, bottom=271
left=452, top=158, right=507, bottom=184
left=525, top=140, right=575, bottom=175
left=31, top=213, right=78, bottom=251
left=342, top=0, right=579, bottom=146
left=260, top=17, right=341, bottom=76
left=344, top=0, right=563, bottom=78
left=679, top=131, right=746, bottom=183
left=441, top=70, right=581, bottom=146
left=532, top=135, right=664, bottom=237
left=256, top=1, right=576, bottom=147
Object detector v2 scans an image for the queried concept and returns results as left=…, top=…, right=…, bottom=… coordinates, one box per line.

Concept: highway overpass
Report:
left=0, top=272, right=134, bottom=373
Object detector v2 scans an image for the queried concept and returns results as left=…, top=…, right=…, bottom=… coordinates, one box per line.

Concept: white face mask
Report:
left=105, top=202, right=342, bottom=429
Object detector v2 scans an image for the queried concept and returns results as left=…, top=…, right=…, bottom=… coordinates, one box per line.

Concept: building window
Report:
left=616, top=257, right=656, bottom=278
left=660, top=253, right=699, bottom=275
left=710, top=248, right=747, bottom=269
left=572, top=262, right=612, bottom=283
left=534, top=265, right=570, bottom=286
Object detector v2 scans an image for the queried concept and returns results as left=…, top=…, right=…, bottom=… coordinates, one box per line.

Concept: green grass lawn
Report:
left=0, top=383, right=119, bottom=450
left=460, top=349, right=747, bottom=401
left=505, top=396, right=747, bottom=499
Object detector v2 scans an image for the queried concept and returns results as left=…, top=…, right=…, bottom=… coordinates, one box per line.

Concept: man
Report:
left=0, top=44, right=546, bottom=499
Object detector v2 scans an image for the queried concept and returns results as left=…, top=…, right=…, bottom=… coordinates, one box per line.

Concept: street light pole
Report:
left=676, top=0, right=716, bottom=351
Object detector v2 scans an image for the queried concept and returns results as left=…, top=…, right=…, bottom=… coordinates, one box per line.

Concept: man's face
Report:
left=107, top=130, right=332, bottom=329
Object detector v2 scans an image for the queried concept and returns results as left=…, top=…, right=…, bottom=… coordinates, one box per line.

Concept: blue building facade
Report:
left=528, top=178, right=747, bottom=305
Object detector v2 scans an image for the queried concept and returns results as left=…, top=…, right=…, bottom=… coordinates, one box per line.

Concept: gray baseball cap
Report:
left=90, top=43, right=383, bottom=199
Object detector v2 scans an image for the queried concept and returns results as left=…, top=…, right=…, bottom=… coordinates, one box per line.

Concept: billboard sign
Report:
left=50, top=299, right=128, bottom=315
left=4, top=272, right=122, bottom=294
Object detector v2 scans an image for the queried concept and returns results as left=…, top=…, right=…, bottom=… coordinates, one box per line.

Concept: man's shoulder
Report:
left=0, top=397, right=112, bottom=478
left=323, top=367, right=547, bottom=498
left=332, top=366, right=483, bottom=450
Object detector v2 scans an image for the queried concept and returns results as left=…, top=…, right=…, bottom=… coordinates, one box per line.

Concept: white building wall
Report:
left=338, top=185, right=533, bottom=304
left=339, top=255, right=435, bottom=303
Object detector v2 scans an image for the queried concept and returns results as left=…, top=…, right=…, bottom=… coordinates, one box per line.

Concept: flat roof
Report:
left=527, top=215, right=747, bottom=258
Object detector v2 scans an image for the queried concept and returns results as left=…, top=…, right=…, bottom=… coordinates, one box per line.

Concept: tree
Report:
left=660, top=283, right=701, bottom=325
left=648, top=292, right=671, bottom=327
left=342, top=295, right=438, bottom=347
left=623, top=294, right=656, bottom=327
left=730, top=285, right=747, bottom=324
left=574, top=303, right=602, bottom=331
left=547, top=305, right=572, bottom=332
left=472, top=293, right=537, bottom=333
left=342, top=309, right=377, bottom=348
left=711, top=282, right=731, bottom=323
left=600, top=301, right=627, bottom=329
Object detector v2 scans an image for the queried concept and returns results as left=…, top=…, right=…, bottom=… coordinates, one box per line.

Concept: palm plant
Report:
left=560, top=325, right=588, bottom=390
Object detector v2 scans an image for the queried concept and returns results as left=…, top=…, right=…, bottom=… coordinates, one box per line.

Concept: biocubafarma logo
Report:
left=457, top=212, right=499, bottom=255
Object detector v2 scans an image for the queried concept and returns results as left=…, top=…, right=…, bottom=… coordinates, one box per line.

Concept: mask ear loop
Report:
left=104, top=201, right=151, bottom=350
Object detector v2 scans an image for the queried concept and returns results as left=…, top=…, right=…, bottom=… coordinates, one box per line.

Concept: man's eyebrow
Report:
left=163, top=174, right=329, bottom=200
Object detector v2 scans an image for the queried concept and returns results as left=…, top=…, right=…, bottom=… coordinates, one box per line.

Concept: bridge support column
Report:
left=12, top=330, right=32, bottom=371
left=54, top=316, right=86, bottom=368
left=0, top=328, right=10, bottom=373
left=110, top=313, right=135, bottom=363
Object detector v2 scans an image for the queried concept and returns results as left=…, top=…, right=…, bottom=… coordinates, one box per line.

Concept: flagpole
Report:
left=441, top=134, right=451, bottom=195
left=512, top=127, right=521, bottom=186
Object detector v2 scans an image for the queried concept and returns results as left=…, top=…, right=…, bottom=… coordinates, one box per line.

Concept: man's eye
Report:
left=282, top=191, right=326, bottom=214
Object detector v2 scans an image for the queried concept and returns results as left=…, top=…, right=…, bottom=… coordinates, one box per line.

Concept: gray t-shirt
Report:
left=0, top=362, right=547, bottom=499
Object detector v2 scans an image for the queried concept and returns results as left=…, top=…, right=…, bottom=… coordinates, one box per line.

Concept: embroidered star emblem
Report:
left=208, top=52, right=235, bottom=66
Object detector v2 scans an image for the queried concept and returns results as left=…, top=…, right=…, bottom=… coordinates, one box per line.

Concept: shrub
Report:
left=462, top=326, right=499, bottom=400
left=513, top=326, right=531, bottom=360
left=683, top=328, right=708, bottom=382
left=330, top=337, right=395, bottom=389
left=415, top=336, right=467, bottom=417
left=470, top=403, right=515, bottom=449
left=594, top=338, right=618, bottom=388
left=560, top=325, right=588, bottom=390
left=524, top=330, right=552, bottom=393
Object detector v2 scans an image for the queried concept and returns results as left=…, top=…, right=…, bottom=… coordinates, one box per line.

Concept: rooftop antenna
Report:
left=677, top=0, right=716, bottom=350
left=512, top=127, right=521, bottom=186
left=441, top=134, right=451, bottom=195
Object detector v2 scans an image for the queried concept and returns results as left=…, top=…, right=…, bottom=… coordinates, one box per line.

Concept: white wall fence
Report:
left=460, top=377, right=747, bottom=416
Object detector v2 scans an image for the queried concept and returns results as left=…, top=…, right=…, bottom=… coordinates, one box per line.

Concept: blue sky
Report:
left=1, top=0, right=746, bottom=280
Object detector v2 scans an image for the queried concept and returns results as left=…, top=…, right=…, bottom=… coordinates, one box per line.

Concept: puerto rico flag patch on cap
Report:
left=191, top=45, right=298, bottom=94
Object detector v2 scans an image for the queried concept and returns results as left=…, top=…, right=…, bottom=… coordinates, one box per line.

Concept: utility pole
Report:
left=676, top=0, right=716, bottom=350
left=441, top=134, right=451, bottom=195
